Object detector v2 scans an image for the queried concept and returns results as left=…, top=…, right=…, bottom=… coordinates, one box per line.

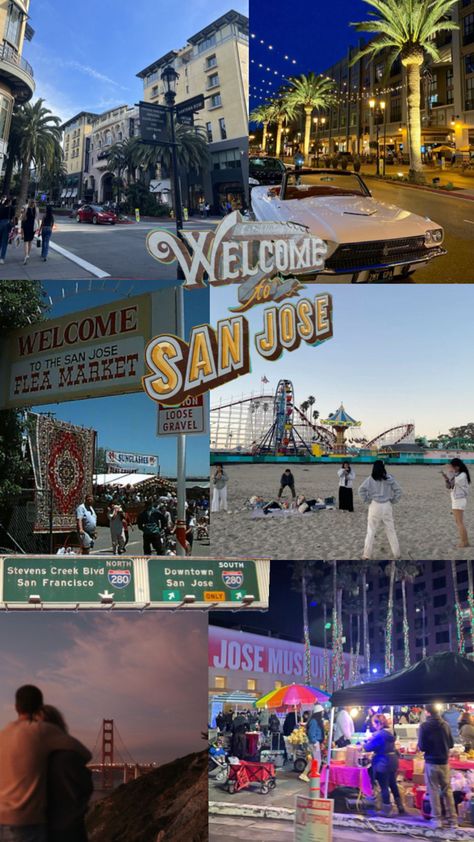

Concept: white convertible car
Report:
left=251, top=169, right=446, bottom=283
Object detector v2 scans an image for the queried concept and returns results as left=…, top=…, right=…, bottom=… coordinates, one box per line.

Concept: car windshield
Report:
left=251, top=158, right=285, bottom=172
left=91, top=205, right=108, bottom=212
left=283, top=172, right=367, bottom=200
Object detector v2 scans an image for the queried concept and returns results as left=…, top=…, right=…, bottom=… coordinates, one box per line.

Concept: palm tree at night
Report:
left=249, top=103, right=276, bottom=153
left=8, top=99, right=62, bottom=212
left=291, top=561, right=318, bottom=685
left=396, top=560, right=423, bottom=668
left=350, top=0, right=458, bottom=182
left=285, top=73, right=335, bottom=159
left=385, top=560, right=396, bottom=673
left=267, top=96, right=297, bottom=157
left=450, top=559, right=466, bottom=654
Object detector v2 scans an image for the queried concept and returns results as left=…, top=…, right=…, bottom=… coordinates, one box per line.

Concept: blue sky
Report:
left=25, top=0, right=248, bottom=122
left=32, top=280, right=209, bottom=477
left=211, top=284, right=474, bottom=441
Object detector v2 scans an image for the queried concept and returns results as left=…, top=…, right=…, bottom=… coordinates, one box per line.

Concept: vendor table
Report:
left=399, top=757, right=474, bottom=780
left=321, top=762, right=373, bottom=797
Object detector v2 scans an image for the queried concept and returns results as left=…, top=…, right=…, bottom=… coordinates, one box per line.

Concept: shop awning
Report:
left=330, top=652, right=474, bottom=707
left=61, top=189, right=67, bottom=197
left=71, top=188, right=78, bottom=197
left=211, top=690, right=258, bottom=704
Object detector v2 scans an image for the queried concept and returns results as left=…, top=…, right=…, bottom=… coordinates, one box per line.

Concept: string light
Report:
left=455, top=602, right=466, bottom=655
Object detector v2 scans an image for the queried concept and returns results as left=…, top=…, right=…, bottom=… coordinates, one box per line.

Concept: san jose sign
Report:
left=0, top=557, right=270, bottom=610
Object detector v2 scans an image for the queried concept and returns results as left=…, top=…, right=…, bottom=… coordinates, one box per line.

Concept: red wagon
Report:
left=227, top=759, right=276, bottom=794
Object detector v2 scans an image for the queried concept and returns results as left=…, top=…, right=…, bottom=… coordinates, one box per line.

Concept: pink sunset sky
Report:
left=0, top=612, right=208, bottom=764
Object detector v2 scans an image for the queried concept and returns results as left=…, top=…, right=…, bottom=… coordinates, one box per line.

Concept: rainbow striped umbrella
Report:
left=255, top=683, right=330, bottom=709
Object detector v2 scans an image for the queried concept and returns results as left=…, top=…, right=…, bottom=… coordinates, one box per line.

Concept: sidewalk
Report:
left=359, top=162, right=474, bottom=198
left=0, top=243, right=103, bottom=279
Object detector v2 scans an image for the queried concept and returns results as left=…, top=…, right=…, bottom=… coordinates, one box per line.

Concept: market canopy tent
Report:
left=331, top=652, right=474, bottom=707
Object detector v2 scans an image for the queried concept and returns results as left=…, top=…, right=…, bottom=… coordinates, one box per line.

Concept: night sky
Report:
left=250, top=0, right=371, bottom=108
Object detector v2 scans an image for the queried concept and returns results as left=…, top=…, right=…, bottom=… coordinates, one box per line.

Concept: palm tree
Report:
left=468, top=560, right=474, bottom=652
left=291, top=561, right=318, bottom=685
left=450, top=560, right=465, bottom=654
left=396, top=560, right=423, bottom=668
left=249, top=103, right=276, bottom=153
left=139, top=123, right=209, bottom=213
left=350, top=0, right=458, bottom=182
left=285, top=73, right=335, bottom=159
left=414, top=589, right=429, bottom=658
left=9, top=99, right=62, bottom=212
left=385, top=560, right=396, bottom=673
left=300, top=400, right=310, bottom=417
left=267, top=96, right=297, bottom=157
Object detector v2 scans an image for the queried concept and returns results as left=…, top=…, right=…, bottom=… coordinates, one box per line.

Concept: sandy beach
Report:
left=210, top=463, right=474, bottom=559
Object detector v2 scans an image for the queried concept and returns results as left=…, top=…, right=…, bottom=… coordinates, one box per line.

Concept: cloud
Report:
left=0, top=614, right=208, bottom=764
left=66, top=61, right=129, bottom=91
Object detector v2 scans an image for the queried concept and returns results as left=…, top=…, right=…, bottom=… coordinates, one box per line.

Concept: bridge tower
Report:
left=101, top=719, right=115, bottom=790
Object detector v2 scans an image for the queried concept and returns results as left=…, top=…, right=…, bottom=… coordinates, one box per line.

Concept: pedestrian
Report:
left=337, top=461, right=355, bottom=511
left=458, top=712, right=474, bottom=751
left=225, top=200, right=232, bottom=214
left=268, top=712, right=281, bottom=751
left=41, top=705, right=93, bottom=842
left=185, top=504, right=196, bottom=555
left=21, top=199, right=39, bottom=265
left=443, top=458, right=470, bottom=548
left=205, top=202, right=210, bottom=217
left=0, top=685, right=91, bottom=842
left=278, top=468, right=296, bottom=500
left=418, top=704, right=457, bottom=830
left=0, top=197, right=15, bottom=264
left=299, top=705, right=325, bottom=782
left=364, top=714, right=405, bottom=816
left=75, top=494, right=97, bottom=555
left=137, top=500, right=166, bottom=555
left=108, top=503, right=126, bottom=555
left=211, top=464, right=229, bottom=513
left=358, top=460, right=402, bottom=559
left=39, top=204, right=55, bottom=262
left=198, top=199, right=205, bottom=217
left=333, top=707, right=354, bottom=748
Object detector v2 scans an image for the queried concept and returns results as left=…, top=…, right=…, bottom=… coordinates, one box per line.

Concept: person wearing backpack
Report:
left=137, top=500, right=166, bottom=555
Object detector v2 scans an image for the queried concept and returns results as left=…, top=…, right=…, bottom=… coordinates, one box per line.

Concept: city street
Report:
left=0, top=217, right=218, bottom=281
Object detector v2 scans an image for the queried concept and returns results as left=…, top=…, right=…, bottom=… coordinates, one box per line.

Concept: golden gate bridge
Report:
left=89, top=719, right=157, bottom=790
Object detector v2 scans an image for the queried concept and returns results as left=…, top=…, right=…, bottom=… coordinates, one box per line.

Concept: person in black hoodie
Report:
left=278, top=469, right=296, bottom=500
left=364, top=714, right=404, bottom=816
left=418, top=705, right=457, bottom=829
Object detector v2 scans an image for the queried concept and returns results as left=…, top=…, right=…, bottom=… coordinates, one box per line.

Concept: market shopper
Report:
left=137, top=500, right=166, bottom=555
left=108, top=503, right=126, bottom=555
left=333, top=707, right=354, bottom=747
left=211, top=464, right=229, bottom=513
left=418, top=704, right=457, bottom=830
left=337, top=462, right=355, bottom=511
left=444, top=458, right=471, bottom=548
left=358, top=460, right=402, bottom=559
left=364, top=714, right=405, bottom=816
left=76, top=494, right=97, bottom=555
left=278, top=468, right=296, bottom=500
left=458, top=712, right=474, bottom=751
left=299, top=705, right=325, bottom=783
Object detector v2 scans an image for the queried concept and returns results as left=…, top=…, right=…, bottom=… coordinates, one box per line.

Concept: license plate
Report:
left=368, top=267, right=395, bottom=282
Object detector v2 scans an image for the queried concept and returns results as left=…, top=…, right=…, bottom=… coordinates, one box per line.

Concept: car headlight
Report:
left=249, top=177, right=260, bottom=186
left=425, top=228, right=443, bottom=246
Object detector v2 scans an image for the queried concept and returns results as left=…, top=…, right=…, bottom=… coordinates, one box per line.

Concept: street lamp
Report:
left=161, top=63, right=187, bottom=557
left=369, top=98, right=386, bottom=176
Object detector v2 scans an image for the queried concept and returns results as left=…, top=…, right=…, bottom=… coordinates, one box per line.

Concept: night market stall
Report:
left=327, top=652, right=474, bottom=821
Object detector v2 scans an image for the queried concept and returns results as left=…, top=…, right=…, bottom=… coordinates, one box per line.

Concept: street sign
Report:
left=176, top=94, right=205, bottom=120
left=295, top=796, right=333, bottom=842
left=138, top=101, right=170, bottom=145
left=157, top=394, right=207, bottom=436
left=0, top=558, right=271, bottom=610
left=2, top=558, right=136, bottom=605
left=177, top=113, right=193, bottom=127
left=148, top=559, right=269, bottom=607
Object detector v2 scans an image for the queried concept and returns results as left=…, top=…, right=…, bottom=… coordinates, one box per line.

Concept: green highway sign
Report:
left=0, top=557, right=270, bottom=610
left=148, top=559, right=261, bottom=605
left=2, top=558, right=135, bottom=604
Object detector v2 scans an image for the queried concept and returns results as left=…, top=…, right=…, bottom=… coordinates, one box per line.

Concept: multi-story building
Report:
left=60, top=112, right=97, bottom=203
left=84, top=104, right=138, bottom=203
left=137, top=8, right=248, bottom=212
left=312, top=1, right=474, bottom=160
left=0, top=0, right=35, bottom=170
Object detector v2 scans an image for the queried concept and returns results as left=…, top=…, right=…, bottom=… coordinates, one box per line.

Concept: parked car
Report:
left=76, top=204, right=118, bottom=225
left=251, top=168, right=446, bottom=283
left=249, top=156, right=287, bottom=188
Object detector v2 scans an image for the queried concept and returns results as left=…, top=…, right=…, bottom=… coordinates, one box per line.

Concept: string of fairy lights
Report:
left=249, top=30, right=406, bottom=108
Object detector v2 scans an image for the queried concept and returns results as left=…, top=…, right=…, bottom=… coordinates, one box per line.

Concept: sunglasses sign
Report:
left=144, top=213, right=334, bottom=405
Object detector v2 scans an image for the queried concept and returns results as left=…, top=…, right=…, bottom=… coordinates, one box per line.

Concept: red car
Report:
left=76, top=204, right=117, bottom=225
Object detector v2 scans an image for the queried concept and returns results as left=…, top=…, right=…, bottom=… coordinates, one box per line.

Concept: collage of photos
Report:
left=1, top=0, right=474, bottom=841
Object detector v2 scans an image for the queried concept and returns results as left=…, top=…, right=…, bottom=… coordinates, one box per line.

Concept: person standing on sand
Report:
left=211, top=464, right=228, bottom=513
left=337, top=462, right=355, bottom=511
left=443, top=458, right=470, bottom=548
left=358, top=460, right=402, bottom=559
left=278, top=468, right=296, bottom=500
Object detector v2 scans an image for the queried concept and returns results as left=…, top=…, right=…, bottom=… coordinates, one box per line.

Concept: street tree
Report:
left=8, top=99, right=62, bottom=212
left=267, top=96, right=297, bottom=157
left=395, top=560, right=423, bottom=668
left=0, top=282, right=47, bottom=527
left=285, top=73, right=335, bottom=159
left=249, top=103, right=276, bottom=153
left=350, top=0, right=458, bottom=182
left=291, top=561, right=319, bottom=685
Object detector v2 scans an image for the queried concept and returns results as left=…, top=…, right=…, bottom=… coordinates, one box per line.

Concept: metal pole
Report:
left=383, top=110, right=387, bottom=177
left=324, top=706, right=335, bottom=798
left=48, top=489, right=53, bottom=555
left=376, top=121, right=380, bottom=176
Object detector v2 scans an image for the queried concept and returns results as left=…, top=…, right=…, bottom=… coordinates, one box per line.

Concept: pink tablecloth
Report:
left=321, top=764, right=373, bottom=797
left=398, top=757, right=474, bottom=781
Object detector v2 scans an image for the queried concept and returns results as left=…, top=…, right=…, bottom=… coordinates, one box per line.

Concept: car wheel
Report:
left=111, top=221, right=116, bottom=226
left=92, top=216, right=98, bottom=225
left=76, top=214, right=81, bottom=223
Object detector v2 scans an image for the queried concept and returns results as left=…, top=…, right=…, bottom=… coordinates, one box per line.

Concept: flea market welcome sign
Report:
left=144, top=212, right=334, bottom=405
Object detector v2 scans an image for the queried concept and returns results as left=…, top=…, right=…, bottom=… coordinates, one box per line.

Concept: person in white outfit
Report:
left=444, top=458, right=470, bottom=548
left=337, top=462, right=355, bottom=511
left=334, top=707, right=355, bottom=747
left=358, top=460, right=402, bottom=559
left=211, top=464, right=229, bottom=513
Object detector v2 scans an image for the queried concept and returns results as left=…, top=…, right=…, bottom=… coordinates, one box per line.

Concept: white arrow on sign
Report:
left=99, top=590, right=115, bottom=601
